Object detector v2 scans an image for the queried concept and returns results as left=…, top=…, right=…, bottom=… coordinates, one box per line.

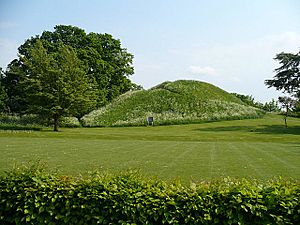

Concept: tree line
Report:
left=0, top=25, right=142, bottom=131
left=0, top=25, right=299, bottom=130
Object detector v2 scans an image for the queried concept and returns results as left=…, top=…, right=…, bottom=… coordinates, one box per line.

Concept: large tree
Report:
left=265, top=50, right=300, bottom=98
left=22, top=40, right=97, bottom=131
left=16, top=25, right=134, bottom=107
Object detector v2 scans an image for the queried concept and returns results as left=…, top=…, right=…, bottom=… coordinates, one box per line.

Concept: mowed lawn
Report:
left=0, top=114, right=299, bottom=182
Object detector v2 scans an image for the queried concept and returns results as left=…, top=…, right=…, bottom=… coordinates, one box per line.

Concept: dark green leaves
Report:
left=265, top=50, right=300, bottom=97
left=22, top=40, right=98, bottom=131
left=0, top=167, right=299, bottom=225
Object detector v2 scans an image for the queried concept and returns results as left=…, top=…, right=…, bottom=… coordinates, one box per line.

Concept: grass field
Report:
left=0, top=114, right=299, bottom=182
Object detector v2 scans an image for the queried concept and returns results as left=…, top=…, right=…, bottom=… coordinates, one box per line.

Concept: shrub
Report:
left=0, top=114, right=80, bottom=130
left=0, top=114, right=45, bottom=130
left=1, top=166, right=299, bottom=224
left=59, top=117, right=81, bottom=128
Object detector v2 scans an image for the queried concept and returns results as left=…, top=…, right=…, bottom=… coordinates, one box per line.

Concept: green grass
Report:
left=82, top=80, right=264, bottom=127
left=0, top=114, right=299, bottom=182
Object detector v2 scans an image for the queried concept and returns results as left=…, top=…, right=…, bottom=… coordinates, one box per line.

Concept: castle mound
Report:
left=82, top=80, right=264, bottom=126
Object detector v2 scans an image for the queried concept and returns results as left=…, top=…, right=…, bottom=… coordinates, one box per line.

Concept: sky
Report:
left=0, top=0, right=300, bottom=102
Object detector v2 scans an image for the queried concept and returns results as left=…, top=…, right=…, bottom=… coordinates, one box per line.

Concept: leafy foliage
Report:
left=82, top=80, right=264, bottom=127
left=265, top=50, right=300, bottom=98
left=2, top=59, right=29, bottom=114
left=22, top=40, right=97, bottom=131
left=1, top=165, right=299, bottom=225
left=0, top=67, right=7, bottom=112
left=2, top=25, right=135, bottom=113
left=262, top=99, right=280, bottom=112
left=231, top=93, right=259, bottom=107
left=0, top=114, right=80, bottom=130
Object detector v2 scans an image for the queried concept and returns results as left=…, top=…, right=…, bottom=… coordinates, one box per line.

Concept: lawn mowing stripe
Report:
left=253, top=142, right=298, bottom=170
left=159, top=144, right=192, bottom=174
left=246, top=142, right=300, bottom=177
left=227, top=142, right=263, bottom=178
left=238, top=142, right=274, bottom=178
left=172, top=142, right=213, bottom=180
left=210, top=142, right=216, bottom=178
left=121, top=141, right=180, bottom=171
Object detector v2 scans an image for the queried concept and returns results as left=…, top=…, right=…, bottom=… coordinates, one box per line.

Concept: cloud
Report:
left=188, top=66, right=217, bottom=76
left=264, top=32, right=300, bottom=51
left=133, top=31, right=300, bottom=101
left=0, top=38, right=19, bottom=69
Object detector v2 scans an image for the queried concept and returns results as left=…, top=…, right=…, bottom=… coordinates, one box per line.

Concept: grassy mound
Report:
left=82, top=80, right=264, bottom=127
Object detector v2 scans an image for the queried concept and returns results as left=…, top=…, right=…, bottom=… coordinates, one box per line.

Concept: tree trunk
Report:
left=284, top=116, right=288, bottom=128
left=53, top=115, right=59, bottom=132
left=285, top=105, right=288, bottom=128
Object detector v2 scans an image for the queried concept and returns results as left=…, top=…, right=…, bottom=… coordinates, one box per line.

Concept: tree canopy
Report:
left=265, top=50, right=300, bottom=98
left=0, top=67, right=7, bottom=112
left=2, top=25, right=135, bottom=115
left=22, top=40, right=98, bottom=131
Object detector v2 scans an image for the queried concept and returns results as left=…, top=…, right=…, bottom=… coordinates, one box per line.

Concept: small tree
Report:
left=278, top=96, right=296, bottom=128
left=23, top=40, right=97, bottom=131
left=263, top=99, right=280, bottom=112
left=265, top=50, right=300, bottom=98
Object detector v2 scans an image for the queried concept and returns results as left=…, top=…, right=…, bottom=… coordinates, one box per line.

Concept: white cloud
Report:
left=0, top=38, right=19, bottom=69
left=188, top=65, right=217, bottom=76
left=170, top=31, right=300, bottom=102
left=264, top=32, right=300, bottom=51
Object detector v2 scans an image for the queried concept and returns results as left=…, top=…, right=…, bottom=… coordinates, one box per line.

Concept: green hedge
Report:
left=0, top=114, right=81, bottom=130
left=1, top=166, right=299, bottom=224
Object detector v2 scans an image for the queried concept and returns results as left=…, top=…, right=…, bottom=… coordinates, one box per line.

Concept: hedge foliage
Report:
left=0, top=114, right=80, bottom=130
left=1, top=165, right=299, bottom=225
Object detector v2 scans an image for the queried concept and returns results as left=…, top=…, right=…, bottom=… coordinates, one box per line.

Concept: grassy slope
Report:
left=82, top=80, right=264, bottom=127
left=1, top=114, right=299, bottom=182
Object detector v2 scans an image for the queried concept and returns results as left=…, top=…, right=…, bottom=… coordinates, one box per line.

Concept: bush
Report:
left=0, top=114, right=45, bottom=130
left=1, top=165, right=299, bottom=224
left=0, top=114, right=80, bottom=130
left=59, top=117, right=81, bottom=128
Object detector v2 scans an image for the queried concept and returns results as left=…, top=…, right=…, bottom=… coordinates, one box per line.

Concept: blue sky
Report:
left=1, top=0, right=300, bottom=102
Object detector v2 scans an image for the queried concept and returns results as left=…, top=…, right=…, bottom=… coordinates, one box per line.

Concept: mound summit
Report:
left=82, top=80, right=264, bottom=127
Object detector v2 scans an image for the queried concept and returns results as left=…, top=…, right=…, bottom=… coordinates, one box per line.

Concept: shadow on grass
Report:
left=195, top=125, right=300, bottom=135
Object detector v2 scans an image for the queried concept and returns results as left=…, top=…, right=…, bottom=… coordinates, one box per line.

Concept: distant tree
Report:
left=22, top=40, right=97, bottom=131
left=0, top=67, right=7, bottom=112
left=265, top=50, right=300, bottom=98
left=262, top=99, right=280, bottom=112
left=232, top=93, right=263, bottom=109
left=293, top=101, right=300, bottom=114
left=16, top=25, right=135, bottom=107
left=130, top=83, right=144, bottom=91
left=278, top=96, right=296, bottom=128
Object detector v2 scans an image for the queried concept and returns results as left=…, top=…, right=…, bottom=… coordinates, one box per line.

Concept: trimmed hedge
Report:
left=0, top=166, right=299, bottom=224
